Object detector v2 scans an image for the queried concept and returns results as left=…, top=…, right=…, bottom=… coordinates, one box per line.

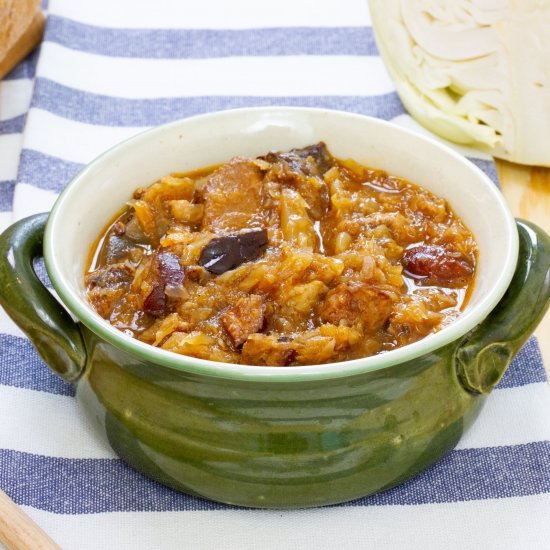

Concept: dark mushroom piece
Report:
left=199, top=229, right=268, bottom=275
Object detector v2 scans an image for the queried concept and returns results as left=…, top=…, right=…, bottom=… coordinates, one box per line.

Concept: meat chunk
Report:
left=86, top=263, right=134, bottom=290
left=292, top=143, right=334, bottom=175
left=201, top=157, right=264, bottom=232
left=98, top=220, right=139, bottom=265
left=402, top=245, right=474, bottom=286
left=261, top=142, right=333, bottom=219
left=261, top=142, right=333, bottom=178
left=102, top=234, right=131, bottom=264
left=222, top=294, right=265, bottom=347
left=85, top=263, right=135, bottom=318
left=143, top=251, right=185, bottom=317
left=320, top=282, right=393, bottom=332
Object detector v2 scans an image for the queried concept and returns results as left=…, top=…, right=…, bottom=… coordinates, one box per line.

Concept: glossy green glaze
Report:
left=457, top=220, right=550, bottom=393
left=0, top=214, right=85, bottom=382
left=0, top=215, right=549, bottom=508
left=77, top=331, right=482, bottom=507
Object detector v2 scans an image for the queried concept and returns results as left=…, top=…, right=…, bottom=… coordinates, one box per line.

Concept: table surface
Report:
left=497, top=160, right=550, bottom=379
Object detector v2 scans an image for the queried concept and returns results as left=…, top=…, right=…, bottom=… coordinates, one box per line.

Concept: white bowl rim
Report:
left=44, top=106, right=519, bottom=382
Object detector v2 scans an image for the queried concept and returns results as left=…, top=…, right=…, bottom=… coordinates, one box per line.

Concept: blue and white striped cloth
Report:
left=1, top=1, right=549, bottom=548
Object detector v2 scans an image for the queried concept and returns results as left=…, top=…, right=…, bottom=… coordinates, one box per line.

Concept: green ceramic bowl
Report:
left=1, top=108, right=549, bottom=509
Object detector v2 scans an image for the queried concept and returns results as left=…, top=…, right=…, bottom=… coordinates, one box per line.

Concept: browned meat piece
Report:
left=86, top=263, right=134, bottom=290
left=222, top=294, right=265, bottom=347
left=201, top=157, right=264, bottom=232
left=320, top=282, right=393, bottom=332
left=261, top=142, right=333, bottom=178
left=143, top=251, right=186, bottom=316
left=85, top=263, right=135, bottom=318
left=96, top=219, right=143, bottom=267
left=261, top=142, right=333, bottom=219
left=402, top=245, right=474, bottom=286
left=101, top=233, right=132, bottom=264
left=292, top=143, right=334, bottom=174
left=241, top=334, right=297, bottom=366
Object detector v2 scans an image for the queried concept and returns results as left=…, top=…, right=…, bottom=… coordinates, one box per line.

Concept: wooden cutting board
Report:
left=496, top=159, right=550, bottom=378
left=0, top=0, right=44, bottom=80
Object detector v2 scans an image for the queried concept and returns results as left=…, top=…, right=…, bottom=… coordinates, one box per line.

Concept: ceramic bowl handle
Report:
left=457, top=219, right=550, bottom=394
left=0, top=213, right=86, bottom=382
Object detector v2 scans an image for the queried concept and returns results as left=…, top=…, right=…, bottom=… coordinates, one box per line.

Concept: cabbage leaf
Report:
left=369, top=0, right=550, bottom=166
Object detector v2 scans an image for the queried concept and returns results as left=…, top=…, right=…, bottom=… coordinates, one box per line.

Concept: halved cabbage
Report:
left=369, top=0, right=550, bottom=166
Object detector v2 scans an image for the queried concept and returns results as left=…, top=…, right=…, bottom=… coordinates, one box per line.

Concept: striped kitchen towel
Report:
left=1, top=1, right=550, bottom=549
left=0, top=49, right=37, bottom=234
